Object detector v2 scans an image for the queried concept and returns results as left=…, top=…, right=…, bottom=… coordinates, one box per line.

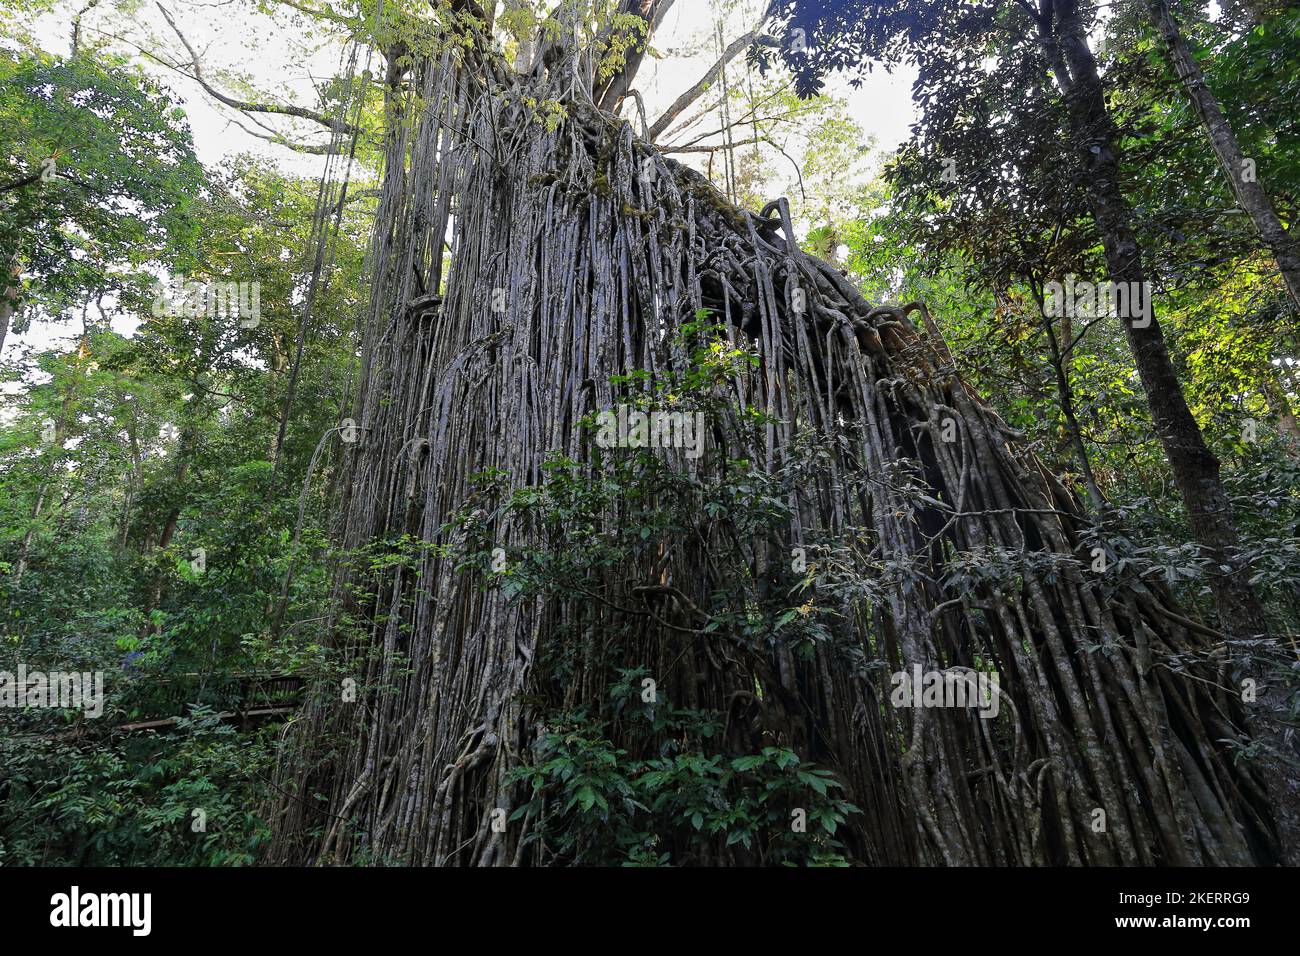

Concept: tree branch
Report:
left=648, top=20, right=765, bottom=141
left=156, top=3, right=358, bottom=136
left=593, top=0, right=677, bottom=113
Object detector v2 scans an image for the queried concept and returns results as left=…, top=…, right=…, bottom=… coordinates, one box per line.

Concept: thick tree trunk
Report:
left=265, top=12, right=1284, bottom=865
left=1146, top=0, right=1300, bottom=314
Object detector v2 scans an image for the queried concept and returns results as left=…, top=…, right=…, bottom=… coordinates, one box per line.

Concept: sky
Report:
left=6, top=0, right=917, bottom=366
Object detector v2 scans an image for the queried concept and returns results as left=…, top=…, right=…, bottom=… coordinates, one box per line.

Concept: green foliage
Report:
left=0, top=48, right=203, bottom=321
left=508, top=676, right=859, bottom=867
left=0, top=34, right=367, bottom=867
left=447, top=326, right=861, bottom=865
left=1, top=0, right=1298, bottom=867
left=0, top=710, right=273, bottom=866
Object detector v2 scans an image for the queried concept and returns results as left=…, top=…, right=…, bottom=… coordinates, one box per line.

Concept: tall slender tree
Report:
left=1143, top=0, right=1300, bottom=313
